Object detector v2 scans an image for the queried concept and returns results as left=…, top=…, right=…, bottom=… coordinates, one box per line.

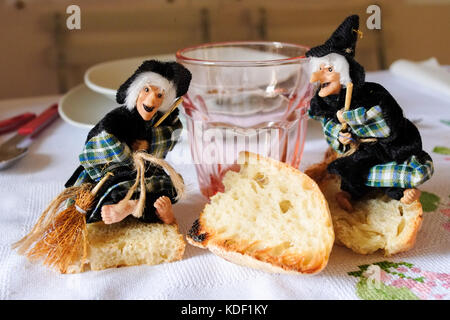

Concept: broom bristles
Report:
left=12, top=184, right=93, bottom=273
left=26, top=206, right=88, bottom=273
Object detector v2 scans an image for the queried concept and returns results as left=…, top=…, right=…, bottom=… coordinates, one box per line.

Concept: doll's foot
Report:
left=154, top=196, right=175, bottom=224
left=336, top=191, right=354, bottom=212
left=400, top=188, right=421, bottom=205
left=101, top=200, right=136, bottom=224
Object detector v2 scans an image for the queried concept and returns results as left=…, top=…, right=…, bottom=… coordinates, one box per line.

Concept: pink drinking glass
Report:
left=176, top=41, right=314, bottom=198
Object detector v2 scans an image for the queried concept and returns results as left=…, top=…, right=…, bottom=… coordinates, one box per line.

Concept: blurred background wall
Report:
left=0, top=0, right=449, bottom=100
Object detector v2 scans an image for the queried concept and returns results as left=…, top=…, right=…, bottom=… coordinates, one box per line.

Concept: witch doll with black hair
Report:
left=14, top=60, right=192, bottom=272
left=307, top=15, right=433, bottom=211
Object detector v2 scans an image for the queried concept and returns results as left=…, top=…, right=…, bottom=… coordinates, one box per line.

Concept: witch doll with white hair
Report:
left=307, top=15, right=433, bottom=211
left=65, top=60, right=192, bottom=224
left=13, top=60, right=191, bottom=272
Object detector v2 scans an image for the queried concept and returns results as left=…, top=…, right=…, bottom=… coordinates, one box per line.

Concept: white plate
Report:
left=84, top=54, right=175, bottom=100
left=58, top=84, right=119, bottom=129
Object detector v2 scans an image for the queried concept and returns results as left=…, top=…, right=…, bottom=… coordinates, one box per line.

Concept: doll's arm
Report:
left=308, top=95, right=336, bottom=120
left=340, top=105, right=391, bottom=139
left=322, top=118, right=350, bottom=154
left=85, top=107, right=132, bottom=144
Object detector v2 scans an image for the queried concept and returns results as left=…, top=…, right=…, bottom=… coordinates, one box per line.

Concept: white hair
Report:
left=125, top=72, right=177, bottom=112
left=310, top=53, right=351, bottom=86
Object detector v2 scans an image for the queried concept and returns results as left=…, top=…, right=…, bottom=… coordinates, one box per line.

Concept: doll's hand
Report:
left=154, top=196, right=175, bottom=224
left=338, top=132, right=352, bottom=145
left=132, top=139, right=149, bottom=151
left=336, top=110, right=346, bottom=124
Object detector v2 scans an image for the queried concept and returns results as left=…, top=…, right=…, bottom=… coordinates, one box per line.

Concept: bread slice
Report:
left=66, top=217, right=186, bottom=273
left=305, top=151, right=423, bottom=256
left=187, top=152, right=334, bottom=274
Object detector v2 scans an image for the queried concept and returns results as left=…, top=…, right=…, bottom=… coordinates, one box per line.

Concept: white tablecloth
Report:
left=1, top=71, right=449, bottom=300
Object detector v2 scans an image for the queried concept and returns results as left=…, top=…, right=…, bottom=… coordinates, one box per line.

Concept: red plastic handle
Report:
left=18, top=103, right=59, bottom=136
left=0, top=112, right=36, bottom=134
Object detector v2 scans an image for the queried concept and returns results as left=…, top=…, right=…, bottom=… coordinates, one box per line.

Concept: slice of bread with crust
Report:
left=66, top=217, right=185, bottom=273
left=187, top=152, right=334, bottom=275
left=305, top=150, right=423, bottom=256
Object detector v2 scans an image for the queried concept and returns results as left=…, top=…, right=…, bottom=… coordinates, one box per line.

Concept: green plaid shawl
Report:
left=366, top=155, right=434, bottom=188
left=74, top=123, right=180, bottom=186
left=77, top=131, right=133, bottom=183
left=341, top=105, right=391, bottom=138
left=309, top=106, right=433, bottom=188
left=309, top=105, right=390, bottom=155
left=72, top=126, right=180, bottom=217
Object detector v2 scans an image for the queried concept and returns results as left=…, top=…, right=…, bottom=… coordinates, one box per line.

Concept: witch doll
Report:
left=307, top=15, right=434, bottom=211
left=14, top=60, right=192, bottom=272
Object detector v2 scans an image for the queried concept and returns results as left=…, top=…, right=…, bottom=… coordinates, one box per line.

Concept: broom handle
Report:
left=154, top=97, right=184, bottom=128
left=341, top=82, right=353, bottom=131
left=91, top=172, right=114, bottom=195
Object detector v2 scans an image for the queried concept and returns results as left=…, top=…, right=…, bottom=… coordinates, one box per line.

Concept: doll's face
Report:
left=310, top=63, right=342, bottom=97
left=136, top=85, right=165, bottom=121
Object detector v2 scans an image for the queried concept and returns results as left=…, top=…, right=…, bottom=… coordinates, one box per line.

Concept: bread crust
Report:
left=305, top=152, right=423, bottom=256
left=187, top=151, right=334, bottom=274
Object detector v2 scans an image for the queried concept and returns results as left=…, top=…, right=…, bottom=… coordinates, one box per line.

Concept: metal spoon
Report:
left=0, top=104, right=59, bottom=170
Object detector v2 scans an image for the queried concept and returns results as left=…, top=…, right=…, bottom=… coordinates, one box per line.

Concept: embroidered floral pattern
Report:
left=433, top=146, right=450, bottom=155
left=348, top=261, right=450, bottom=300
left=439, top=196, right=450, bottom=233
left=419, top=191, right=440, bottom=212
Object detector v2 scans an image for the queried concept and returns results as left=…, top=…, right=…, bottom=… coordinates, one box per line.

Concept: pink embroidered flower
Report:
left=391, top=278, right=417, bottom=289
left=380, top=270, right=391, bottom=282
left=440, top=208, right=450, bottom=217
left=433, top=294, right=446, bottom=300
left=423, top=271, right=438, bottom=280
left=396, top=266, right=409, bottom=273
left=411, top=267, right=421, bottom=273
left=436, top=273, right=450, bottom=281
left=443, top=222, right=450, bottom=232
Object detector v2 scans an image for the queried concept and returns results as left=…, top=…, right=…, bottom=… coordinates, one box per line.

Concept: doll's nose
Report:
left=144, top=92, right=158, bottom=107
left=310, top=71, right=321, bottom=83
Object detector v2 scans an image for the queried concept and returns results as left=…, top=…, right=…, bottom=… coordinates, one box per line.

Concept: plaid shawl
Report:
left=74, top=122, right=180, bottom=186
left=72, top=124, right=180, bottom=218
left=309, top=105, right=390, bottom=154
left=309, top=106, right=433, bottom=188
left=341, top=105, right=391, bottom=138
left=367, top=155, right=434, bottom=188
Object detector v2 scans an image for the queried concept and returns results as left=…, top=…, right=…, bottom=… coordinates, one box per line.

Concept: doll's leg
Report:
left=101, top=199, right=137, bottom=224
left=400, top=188, right=421, bottom=204
left=386, top=187, right=421, bottom=204
left=328, top=149, right=377, bottom=199
left=138, top=192, right=175, bottom=224
left=336, top=177, right=372, bottom=212
left=154, top=196, right=175, bottom=224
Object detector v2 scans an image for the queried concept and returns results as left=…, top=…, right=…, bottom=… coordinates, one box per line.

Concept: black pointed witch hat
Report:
left=306, top=15, right=365, bottom=87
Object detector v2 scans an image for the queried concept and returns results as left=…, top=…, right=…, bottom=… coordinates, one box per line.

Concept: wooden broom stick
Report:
left=341, top=82, right=353, bottom=131
left=154, top=97, right=184, bottom=128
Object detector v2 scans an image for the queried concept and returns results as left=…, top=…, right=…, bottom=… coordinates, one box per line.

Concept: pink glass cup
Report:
left=176, top=41, right=314, bottom=198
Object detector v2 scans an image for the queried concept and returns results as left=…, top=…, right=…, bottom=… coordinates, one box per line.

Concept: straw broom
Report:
left=13, top=97, right=184, bottom=273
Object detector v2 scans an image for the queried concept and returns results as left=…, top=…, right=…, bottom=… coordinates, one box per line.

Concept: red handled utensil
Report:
left=0, top=112, right=36, bottom=135
left=0, top=103, right=59, bottom=170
